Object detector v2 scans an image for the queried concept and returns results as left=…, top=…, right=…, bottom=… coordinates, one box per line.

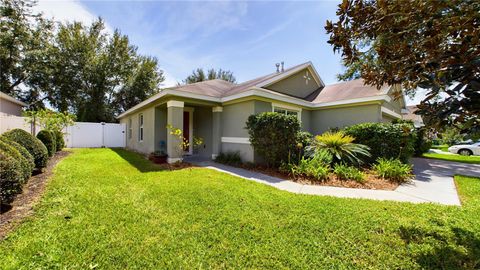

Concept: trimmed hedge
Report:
left=344, top=123, right=416, bottom=164
left=0, top=140, right=31, bottom=183
left=246, top=112, right=301, bottom=166
left=37, top=130, right=56, bottom=156
left=0, top=137, right=35, bottom=174
left=54, top=130, right=65, bottom=151
left=1, top=129, right=48, bottom=168
left=0, top=151, right=23, bottom=206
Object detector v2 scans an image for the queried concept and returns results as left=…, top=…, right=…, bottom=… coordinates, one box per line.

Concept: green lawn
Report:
left=1, top=149, right=480, bottom=269
left=431, top=144, right=450, bottom=152
left=423, top=152, right=480, bottom=164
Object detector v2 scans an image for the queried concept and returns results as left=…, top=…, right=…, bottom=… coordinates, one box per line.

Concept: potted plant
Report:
left=149, top=150, right=168, bottom=164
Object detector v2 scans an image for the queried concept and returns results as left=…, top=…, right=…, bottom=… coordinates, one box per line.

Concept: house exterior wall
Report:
left=310, top=104, right=381, bottom=135
left=301, top=109, right=311, bottom=133
left=267, top=69, right=320, bottom=99
left=0, top=98, right=23, bottom=116
left=154, top=107, right=167, bottom=152
left=221, top=101, right=255, bottom=162
left=194, top=106, right=213, bottom=158
left=382, top=98, right=403, bottom=115
left=120, top=106, right=156, bottom=155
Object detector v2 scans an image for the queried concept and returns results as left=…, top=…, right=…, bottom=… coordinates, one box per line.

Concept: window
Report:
left=138, top=114, right=144, bottom=141
left=128, top=118, right=132, bottom=139
left=272, top=104, right=301, bottom=120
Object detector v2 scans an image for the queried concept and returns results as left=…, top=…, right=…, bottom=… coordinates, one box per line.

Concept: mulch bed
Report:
left=154, top=161, right=195, bottom=170
left=0, top=150, right=71, bottom=240
left=241, top=165, right=399, bottom=190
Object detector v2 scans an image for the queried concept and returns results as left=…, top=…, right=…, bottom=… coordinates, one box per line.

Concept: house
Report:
left=402, top=105, right=425, bottom=127
left=0, top=91, right=27, bottom=116
left=117, top=62, right=406, bottom=163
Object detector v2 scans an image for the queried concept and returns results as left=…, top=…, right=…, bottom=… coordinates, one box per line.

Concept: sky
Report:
left=33, top=0, right=422, bottom=105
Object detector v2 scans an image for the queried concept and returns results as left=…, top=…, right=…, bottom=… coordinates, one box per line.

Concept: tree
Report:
left=23, top=109, right=76, bottom=132
left=0, top=0, right=53, bottom=103
left=182, top=68, right=236, bottom=84
left=113, top=56, right=164, bottom=114
left=39, top=19, right=164, bottom=122
left=325, top=0, right=480, bottom=128
left=1, top=1, right=164, bottom=121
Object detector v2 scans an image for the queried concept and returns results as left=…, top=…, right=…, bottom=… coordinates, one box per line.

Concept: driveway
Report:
left=188, top=157, right=480, bottom=206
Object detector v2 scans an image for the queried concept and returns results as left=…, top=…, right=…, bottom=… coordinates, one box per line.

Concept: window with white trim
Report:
left=128, top=118, right=132, bottom=139
left=138, top=114, right=144, bottom=141
left=272, top=104, right=301, bottom=120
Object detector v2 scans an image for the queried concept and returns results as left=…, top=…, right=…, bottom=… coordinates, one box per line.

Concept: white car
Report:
left=448, top=142, right=480, bottom=156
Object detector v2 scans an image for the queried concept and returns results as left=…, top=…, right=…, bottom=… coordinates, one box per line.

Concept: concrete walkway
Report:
left=188, top=157, right=480, bottom=206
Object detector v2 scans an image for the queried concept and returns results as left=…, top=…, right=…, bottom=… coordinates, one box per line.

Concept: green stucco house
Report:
left=117, top=62, right=407, bottom=163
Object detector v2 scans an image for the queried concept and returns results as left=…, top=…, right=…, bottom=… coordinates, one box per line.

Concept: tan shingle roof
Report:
left=308, top=79, right=389, bottom=103
left=166, top=62, right=313, bottom=98
left=168, top=79, right=234, bottom=97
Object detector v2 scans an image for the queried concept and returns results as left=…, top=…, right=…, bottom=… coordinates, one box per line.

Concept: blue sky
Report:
left=80, top=1, right=343, bottom=86
left=34, top=0, right=422, bottom=104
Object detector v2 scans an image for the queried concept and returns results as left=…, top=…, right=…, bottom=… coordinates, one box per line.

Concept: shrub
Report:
left=215, top=151, right=242, bottom=166
left=0, top=151, right=23, bottom=206
left=333, top=163, right=365, bottom=183
left=0, top=140, right=31, bottom=183
left=282, top=149, right=332, bottom=181
left=306, top=131, right=371, bottom=165
left=0, top=136, right=35, bottom=174
left=246, top=112, right=300, bottom=166
left=37, top=130, right=56, bottom=157
left=344, top=122, right=416, bottom=164
left=373, top=158, right=412, bottom=183
left=414, top=127, right=432, bottom=156
left=54, top=130, right=65, bottom=151
left=1, top=129, right=49, bottom=168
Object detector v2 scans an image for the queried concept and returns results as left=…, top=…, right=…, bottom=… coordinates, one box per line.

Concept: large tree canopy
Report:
left=0, top=0, right=53, bottom=105
left=325, top=0, right=480, bottom=128
left=182, top=68, right=236, bottom=84
left=0, top=0, right=164, bottom=122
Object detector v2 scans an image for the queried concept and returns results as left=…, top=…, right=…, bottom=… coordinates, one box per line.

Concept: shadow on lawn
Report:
left=111, top=148, right=194, bottom=173
left=398, top=225, right=480, bottom=269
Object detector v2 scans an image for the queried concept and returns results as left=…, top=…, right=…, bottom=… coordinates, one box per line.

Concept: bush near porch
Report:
left=244, top=113, right=414, bottom=188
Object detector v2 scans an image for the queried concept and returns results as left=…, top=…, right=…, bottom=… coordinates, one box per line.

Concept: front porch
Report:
left=154, top=100, right=223, bottom=163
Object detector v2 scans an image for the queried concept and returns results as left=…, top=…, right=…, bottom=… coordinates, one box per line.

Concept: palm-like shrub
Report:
left=373, top=158, right=412, bottom=183
left=307, top=131, right=371, bottom=165
left=333, top=163, right=365, bottom=183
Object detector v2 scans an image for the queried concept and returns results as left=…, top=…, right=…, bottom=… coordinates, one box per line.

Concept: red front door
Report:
left=183, top=111, right=189, bottom=151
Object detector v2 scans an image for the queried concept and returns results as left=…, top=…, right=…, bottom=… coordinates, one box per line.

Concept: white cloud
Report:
left=161, top=1, right=248, bottom=46
left=32, top=0, right=113, bottom=32
left=161, top=71, right=179, bottom=88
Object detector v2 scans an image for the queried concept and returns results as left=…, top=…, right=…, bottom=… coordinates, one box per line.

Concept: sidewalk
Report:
left=187, top=157, right=480, bottom=206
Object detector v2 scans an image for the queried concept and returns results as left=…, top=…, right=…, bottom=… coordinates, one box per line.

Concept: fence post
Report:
left=101, top=122, right=106, bottom=148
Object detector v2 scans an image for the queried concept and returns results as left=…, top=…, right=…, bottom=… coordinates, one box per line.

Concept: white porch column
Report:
left=211, top=106, right=223, bottom=160
left=166, top=100, right=184, bottom=163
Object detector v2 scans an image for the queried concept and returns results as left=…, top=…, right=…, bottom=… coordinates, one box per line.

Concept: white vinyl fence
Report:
left=0, top=115, right=125, bottom=148
left=65, top=122, right=126, bottom=148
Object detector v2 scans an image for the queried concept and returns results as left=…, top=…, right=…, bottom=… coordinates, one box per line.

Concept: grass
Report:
left=431, top=144, right=450, bottom=152
left=423, top=152, right=480, bottom=164
left=1, top=148, right=480, bottom=269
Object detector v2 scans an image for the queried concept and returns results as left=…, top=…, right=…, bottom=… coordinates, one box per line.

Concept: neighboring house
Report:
left=0, top=91, right=27, bottom=116
left=402, top=105, right=425, bottom=127
left=118, top=62, right=406, bottom=163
